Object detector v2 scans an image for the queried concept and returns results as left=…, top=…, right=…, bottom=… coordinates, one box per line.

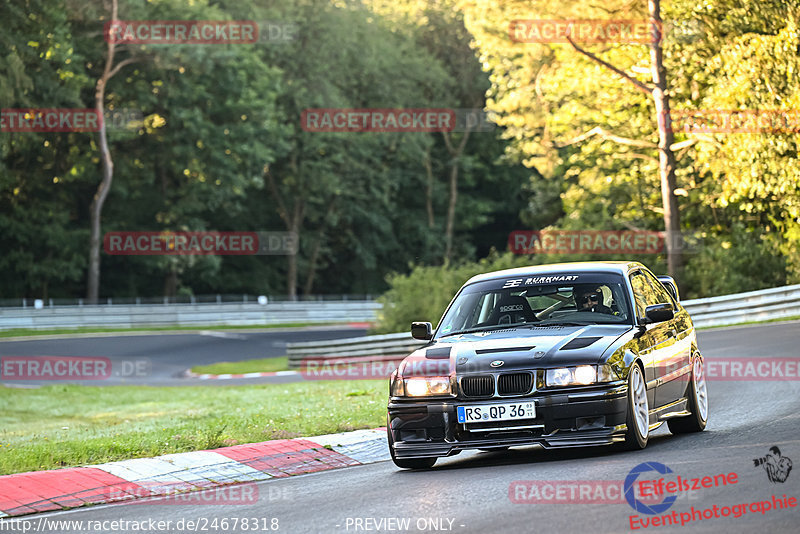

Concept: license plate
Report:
left=457, top=402, right=536, bottom=424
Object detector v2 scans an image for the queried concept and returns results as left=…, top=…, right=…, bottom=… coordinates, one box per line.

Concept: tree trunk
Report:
left=566, top=2, right=683, bottom=279
left=649, top=0, right=683, bottom=278
left=164, top=268, right=178, bottom=298
left=87, top=89, right=113, bottom=303
left=441, top=128, right=471, bottom=263
left=424, top=147, right=435, bottom=228
left=285, top=204, right=303, bottom=301
left=265, top=161, right=303, bottom=300
left=302, top=199, right=336, bottom=296
left=302, top=227, right=324, bottom=297
left=444, top=162, right=459, bottom=262
left=86, top=0, right=136, bottom=303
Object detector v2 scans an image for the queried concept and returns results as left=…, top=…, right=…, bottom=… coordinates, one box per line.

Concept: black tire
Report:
left=668, top=356, right=708, bottom=434
left=387, top=418, right=437, bottom=469
left=622, top=364, right=649, bottom=450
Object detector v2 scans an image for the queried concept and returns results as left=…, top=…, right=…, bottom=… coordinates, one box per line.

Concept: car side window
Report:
left=629, top=271, right=655, bottom=318
left=641, top=270, right=676, bottom=307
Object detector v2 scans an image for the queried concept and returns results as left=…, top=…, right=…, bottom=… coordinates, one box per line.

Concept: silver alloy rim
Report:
left=632, top=367, right=649, bottom=438
left=693, top=357, right=708, bottom=421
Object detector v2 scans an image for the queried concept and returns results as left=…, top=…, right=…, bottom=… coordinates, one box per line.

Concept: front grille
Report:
left=461, top=375, right=494, bottom=396
left=498, top=372, right=533, bottom=395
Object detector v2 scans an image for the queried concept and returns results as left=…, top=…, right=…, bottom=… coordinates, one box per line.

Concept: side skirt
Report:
left=652, top=398, right=691, bottom=422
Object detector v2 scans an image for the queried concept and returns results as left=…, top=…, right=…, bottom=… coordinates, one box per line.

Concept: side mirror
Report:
left=644, top=303, right=674, bottom=324
left=411, top=321, right=433, bottom=340
left=657, top=275, right=680, bottom=302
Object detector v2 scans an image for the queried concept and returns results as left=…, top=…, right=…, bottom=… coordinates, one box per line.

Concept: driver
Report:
left=575, top=286, right=613, bottom=314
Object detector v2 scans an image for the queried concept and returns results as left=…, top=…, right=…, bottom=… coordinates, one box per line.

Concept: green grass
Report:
left=0, top=323, right=336, bottom=339
left=191, top=356, right=289, bottom=375
left=0, top=381, right=385, bottom=475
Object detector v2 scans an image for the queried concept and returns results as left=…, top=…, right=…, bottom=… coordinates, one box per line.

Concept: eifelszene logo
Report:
left=625, top=462, right=678, bottom=515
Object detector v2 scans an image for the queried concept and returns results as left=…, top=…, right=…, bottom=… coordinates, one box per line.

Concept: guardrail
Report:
left=286, top=284, right=800, bottom=367
left=0, top=301, right=381, bottom=331
left=287, top=332, right=424, bottom=369
left=680, top=284, right=800, bottom=328
left=3, top=284, right=798, bottom=334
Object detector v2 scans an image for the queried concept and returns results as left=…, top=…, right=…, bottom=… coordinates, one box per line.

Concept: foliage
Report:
left=0, top=0, right=796, bottom=302
left=374, top=251, right=530, bottom=333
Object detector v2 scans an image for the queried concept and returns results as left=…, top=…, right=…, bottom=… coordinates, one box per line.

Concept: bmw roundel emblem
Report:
left=490, top=360, right=504, bottom=368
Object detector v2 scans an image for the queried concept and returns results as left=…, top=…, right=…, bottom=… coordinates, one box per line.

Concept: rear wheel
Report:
left=622, top=364, right=649, bottom=450
left=668, top=356, right=708, bottom=434
left=387, top=418, right=437, bottom=469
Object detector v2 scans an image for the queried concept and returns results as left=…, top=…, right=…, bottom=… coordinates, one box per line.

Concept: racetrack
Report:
left=0, top=326, right=367, bottom=387
left=2, top=322, right=799, bottom=533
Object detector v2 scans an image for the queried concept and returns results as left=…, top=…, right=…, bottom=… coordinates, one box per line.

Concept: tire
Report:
left=387, top=418, right=437, bottom=469
left=622, top=364, right=649, bottom=450
left=668, top=355, right=708, bottom=434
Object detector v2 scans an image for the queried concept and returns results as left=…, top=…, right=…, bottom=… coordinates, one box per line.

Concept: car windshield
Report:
left=436, top=272, right=633, bottom=337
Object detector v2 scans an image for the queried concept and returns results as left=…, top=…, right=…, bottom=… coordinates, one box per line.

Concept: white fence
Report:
left=0, top=301, right=381, bottom=331
left=681, top=284, right=800, bottom=327
left=285, top=284, right=800, bottom=367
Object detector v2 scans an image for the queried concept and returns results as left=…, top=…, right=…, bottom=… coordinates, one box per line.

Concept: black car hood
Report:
left=403, top=325, right=632, bottom=375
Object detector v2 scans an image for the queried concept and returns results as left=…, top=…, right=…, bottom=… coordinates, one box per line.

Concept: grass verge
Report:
left=0, top=380, right=385, bottom=475
left=0, top=323, right=338, bottom=339
left=191, top=356, right=289, bottom=375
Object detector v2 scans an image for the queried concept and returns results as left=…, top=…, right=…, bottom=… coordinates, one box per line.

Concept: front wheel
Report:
left=622, top=364, right=649, bottom=450
left=387, top=418, right=437, bottom=469
left=668, top=355, right=708, bottom=434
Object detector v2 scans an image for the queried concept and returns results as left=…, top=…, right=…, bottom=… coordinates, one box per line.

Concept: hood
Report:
left=398, top=324, right=631, bottom=377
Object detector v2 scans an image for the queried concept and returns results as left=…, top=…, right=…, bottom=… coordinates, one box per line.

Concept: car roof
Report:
left=464, top=261, right=644, bottom=286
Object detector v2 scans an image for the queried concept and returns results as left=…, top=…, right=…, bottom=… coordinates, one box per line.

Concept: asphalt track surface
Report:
left=2, top=322, right=799, bottom=534
left=0, top=327, right=367, bottom=387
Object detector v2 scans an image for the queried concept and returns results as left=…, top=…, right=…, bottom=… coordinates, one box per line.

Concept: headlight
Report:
left=574, top=365, right=597, bottom=385
left=547, top=367, right=573, bottom=386
left=546, top=364, right=617, bottom=387
left=404, top=377, right=451, bottom=397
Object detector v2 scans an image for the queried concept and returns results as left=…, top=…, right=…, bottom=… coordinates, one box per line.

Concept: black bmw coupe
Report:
left=387, top=261, right=708, bottom=469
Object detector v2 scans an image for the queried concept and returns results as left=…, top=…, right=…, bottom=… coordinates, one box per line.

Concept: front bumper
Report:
left=388, top=382, right=628, bottom=458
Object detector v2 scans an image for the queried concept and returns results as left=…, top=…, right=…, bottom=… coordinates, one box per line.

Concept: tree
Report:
left=86, top=0, right=138, bottom=303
